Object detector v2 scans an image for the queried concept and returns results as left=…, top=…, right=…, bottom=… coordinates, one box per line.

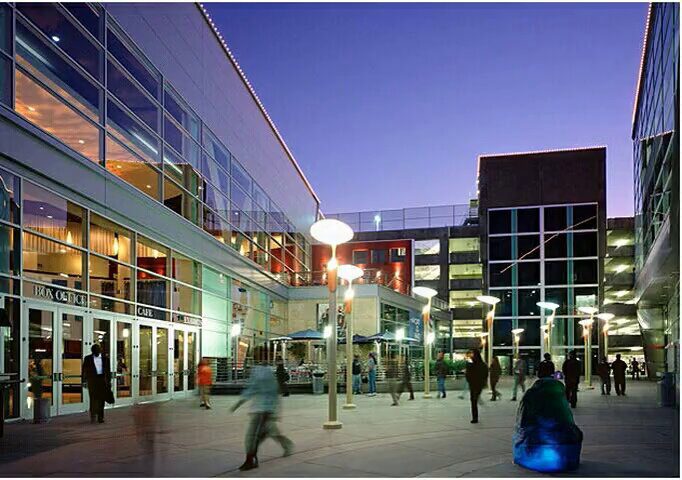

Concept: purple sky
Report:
left=207, top=3, right=647, bottom=217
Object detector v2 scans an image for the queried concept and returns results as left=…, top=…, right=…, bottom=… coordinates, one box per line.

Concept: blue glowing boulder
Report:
left=513, top=378, right=583, bottom=472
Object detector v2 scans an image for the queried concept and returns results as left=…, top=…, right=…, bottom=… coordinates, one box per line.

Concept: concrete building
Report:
left=631, top=3, right=680, bottom=385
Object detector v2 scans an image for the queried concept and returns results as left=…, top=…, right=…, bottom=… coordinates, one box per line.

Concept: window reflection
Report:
left=106, top=99, right=160, bottom=166
left=107, top=27, right=159, bottom=99
left=137, top=235, right=168, bottom=275
left=105, top=136, right=160, bottom=201
left=15, top=69, right=100, bottom=163
left=0, top=167, right=21, bottom=225
left=89, top=213, right=132, bottom=264
left=164, top=147, right=200, bottom=195
left=23, top=181, right=84, bottom=247
left=202, top=208, right=230, bottom=244
left=107, top=58, right=159, bottom=132
left=163, top=178, right=200, bottom=226
left=137, top=270, right=168, bottom=309
left=0, top=225, right=20, bottom=276
left=62, top=3, right=101, bottom=40
left=89, top=254, right=132, bottom=301
left=22, top=231, right=84, bottom=290
left=172, top=251, right=201, bottom=287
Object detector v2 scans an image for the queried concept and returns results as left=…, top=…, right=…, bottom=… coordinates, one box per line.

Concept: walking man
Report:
left=612, top=353, right=628, bottom=396
left=352, top=355, right=362, bottom=394
left=435, top=351, right=448, bottom=398
left=537, top=353, right=555, bottom=379
left=631, top=358, right=640, bottom=380
left=465, top=349, right=488, bottom=424
left=82, top=344, right=111, bottom=424
left=399, top=357, right=415, bottom=400
left=231, top=363, right=294, bottom=471
left=562, top=350, right=581, bottom=408
left=597, top=356, right=611, bottom=395
left=510, top=356, right=526, bottom=401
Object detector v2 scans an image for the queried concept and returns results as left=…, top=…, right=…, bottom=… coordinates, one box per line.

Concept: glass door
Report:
left=187, top=330, right=197, bottom=392
left=26, top=306, right=56, bottom=417
left=173, top=329, right=185, bottom=393
left=171, top=326, right=199, bottom=396
left=155, top=326, right=171, bottom=400
left=58, top=310, right=86, bottom=415
left=137, top=324, right=154, bottom=397
left=114, top=320, right=134, bottom=403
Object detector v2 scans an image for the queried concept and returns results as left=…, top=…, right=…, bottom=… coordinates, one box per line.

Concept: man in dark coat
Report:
left=562, top=350, right=581, bottom=408
left=631, top=358, right=640, bottom=380
left=82, top=344, right=111, bottom=423
left=398, top=358, right=415, bottom=401
left=597, top=357, right=611, bottom=395
left=465, top=349, right=488, bottom=424
left=537, top=353, right=556, bottom=379
left=611, top=354, right=628, bottom=396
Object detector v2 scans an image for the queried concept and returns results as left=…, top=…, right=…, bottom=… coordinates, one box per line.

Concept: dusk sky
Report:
left=207, top=3, right=648, bottom=217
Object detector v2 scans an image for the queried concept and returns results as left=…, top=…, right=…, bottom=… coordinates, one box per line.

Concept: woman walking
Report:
left=367, top=352, right=378, bottom=396
left=489, top=356, right=502, bottom=401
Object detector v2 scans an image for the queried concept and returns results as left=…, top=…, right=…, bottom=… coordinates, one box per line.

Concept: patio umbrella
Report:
left=287, top=329, right=324, bottom=341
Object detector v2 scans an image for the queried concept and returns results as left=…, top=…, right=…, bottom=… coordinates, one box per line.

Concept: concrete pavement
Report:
left=0, top=379, right=678, bottom=477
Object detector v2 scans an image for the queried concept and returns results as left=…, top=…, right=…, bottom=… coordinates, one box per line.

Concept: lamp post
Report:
left=414, top=286, right=438, bottom=399
left=477, top=295, right=501, bottom=367
left=536, top=301, right=559, bottom=357
left=479, top=332, right=489, bottom=363
left=511, top=328, right=524, bottom=360
left=310, top=219, right=354, bottom=430
left=230, top=322, right=241, bottom=381
left=578, top=306, right=597, bottom=388
left=338, top=264, right=363, bottom=411
left=396, top=327, right=405, bottom=368
left=596, top=313, right=615, bottom=362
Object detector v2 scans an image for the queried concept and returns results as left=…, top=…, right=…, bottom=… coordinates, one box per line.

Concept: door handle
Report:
left=60, top=373, right=64, bottom=381
left=52, top=372, right=59, bottom=382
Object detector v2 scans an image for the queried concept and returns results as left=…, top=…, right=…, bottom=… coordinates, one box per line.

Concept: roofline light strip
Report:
left=632, top=3, right=654, bottom=131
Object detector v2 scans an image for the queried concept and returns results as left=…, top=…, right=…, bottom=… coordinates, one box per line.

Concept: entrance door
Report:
left=135, top=321, right=172, bottom=401
left=92, top=313, right=135, bottom=406
left=172, top=326, right=199, bottom=396
left=25, top=304, right=88, bottom=417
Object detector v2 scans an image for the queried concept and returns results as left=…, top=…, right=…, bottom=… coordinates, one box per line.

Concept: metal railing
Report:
left=291, top=268, right=411, bottom=295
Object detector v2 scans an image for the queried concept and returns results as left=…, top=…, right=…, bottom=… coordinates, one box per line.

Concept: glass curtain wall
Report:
left=1, top=4, right=311, bottom=286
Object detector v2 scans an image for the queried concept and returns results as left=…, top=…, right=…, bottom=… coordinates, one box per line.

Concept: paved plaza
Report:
left=0, top=379, right=678, bottom=477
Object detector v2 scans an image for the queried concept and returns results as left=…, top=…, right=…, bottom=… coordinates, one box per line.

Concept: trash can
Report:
left=658, top=372, right=674, bottom=407
left=312, top=371, right=325, bottom=394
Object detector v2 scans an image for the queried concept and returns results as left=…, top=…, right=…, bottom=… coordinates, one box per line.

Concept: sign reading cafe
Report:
left=31, top=284, right=87, bottom=307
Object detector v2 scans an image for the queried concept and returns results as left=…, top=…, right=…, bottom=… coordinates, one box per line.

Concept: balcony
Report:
left=449, top=252, right=480, bottom=264
left=449, top=278, right=482, bottom=290
left=290, top=268, right=410, bottom=295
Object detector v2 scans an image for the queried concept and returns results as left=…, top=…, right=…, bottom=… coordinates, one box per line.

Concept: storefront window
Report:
left=172, top=251, right=201, bottom=288
left=136, top=235, right=168, bottom=276
left=136, top=270, right=168, bottom=310
left=172, top=281, right=201, bottom=315
left=89, top=254, right=133, bottom=301
left=22, top=231, right=84, bottom=290
left=89, top=213, right=132, bottom=264
left=23, top=181, right=85, bottom=247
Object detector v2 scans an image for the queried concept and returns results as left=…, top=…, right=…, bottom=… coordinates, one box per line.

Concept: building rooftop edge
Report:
left=632, top=3, right=654, bottom=134
left=196, top=3, right=321, bottom=207
left=476, top=145, right=607, bottom=177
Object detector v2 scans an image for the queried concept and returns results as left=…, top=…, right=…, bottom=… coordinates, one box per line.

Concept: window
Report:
left=164, top=87, right=200, bottom=140
left=107, top=99, right=160, bottom=166
left=449, top=264, right=482, bottom=280
left=518, top=288, right=540, bottom=316
left=390, top=247, right=406, bottom=262
left=164, top=147, right=200, bottom=196
left=0, top=4, right=11, bottom=55
left=489, top=210, right=511, bottom=234
left=89, top=213, right=132, bottom=264
left=415, top=239, right=440, bottom=255
left=544, top=206, right=567, bottom=232
left=0, top=55, right=10, bottom=106
left=415, top=265, right=440, bottom=281
left=517, top=235, right=540, bottom=259
left=545, top=288, right=568, bottom=315
left=23, top=181, right=85, bottom=247
left=15, top=69, right=101, bottom=164
left=105, top=136, right=160, bottom=200
left=517, top=208, right=539, bottom=232
left=574, top=287, right=598, bottom=310
left=172, top=251, right=201, bottom=287
left=545, top=261, right=567, bottom=285
left=493, top=289, right=513, bottom=316
left=573, top=204, right=597, bottom=230
left=489, top=262, right=512, bottom=287
left=136, top=235, right=168, bottom=276
left=89, top=255, right=132, bottom=301
left=449, top=290, right=482, bottom=308
left=352, top=250, right=368, bottom=264
left=231, top=160, right=252, bottom=194
left=202, top=128, right=230, bottom=172
left=370, top=249, right=387, bottom=264
left=573, top=260, right=598, bottom=284
left=489, top=236, right=511, bottom=260
left=517, top=262, right=540, bottom=286
left=22, top=231, right=84, bottom=289
left=63, top=3, right=101, bottom=40
left=203, top=208, right=230, bottom=244
left=0, top=225, right=20, bottom=276
left=545, top=233, right=568, bottom=258
left=107, top=27, right=159, bottom=99
left=0, top=168, right=22, bottom=225
left=201, top=155, right=229, bottom=194
left=573, top=232, right=598, bottom=257
left=163, top=178, right=200, bottom=226
left=449, top=237, right=479, bottom=253
left=107, top=58, right=158, bottom=131
left=137, top=270, right=168, bottom=309
left=172, top=282, right=201, bottom=315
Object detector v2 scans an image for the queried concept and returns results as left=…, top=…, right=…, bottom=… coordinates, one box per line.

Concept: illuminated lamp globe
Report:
left=413, top=286, right=438, bottom=299
left=511, top=328, right=525, bottom=335
left=310, top=219, right=354, bottom=246
left=578, top=306, right=598, bottom=316
left=536, top=301, right=560, bottom=311
left=338, top=265, right=364, bottom=282
left=230, top=323, right=242, bottom=337
left=596, top=313, right=615, bottom=321
left=395, top=328, right=405, bottom=342
left=578, top=319, right=594, bottom=327
left=323, top=325, right=332, bottom=339
left=477, top=295, right=501, bottom=306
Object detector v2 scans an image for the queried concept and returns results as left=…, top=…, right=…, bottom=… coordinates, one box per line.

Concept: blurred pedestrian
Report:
left=399, top=357, right=415, bottom=401
left=352, top=355, right=362, bottom=394
left=459, top=351, right=472, bottom=399
left=489, top=356, right=502, bottom=400
left=197, top=357, right=213, bottom=409
left=465, top=349, right=488, bottom=424
left=231, top=363, right=294, bottom=471
left=597, top=356, right=611, bottom=395
left=367, top=352, right=378, bottom=396
left=435, top=351, right=448, bottom=398
left=82, top=344, right=111, bottom=424
left=631, top=358, right=640, bottom=380
left=612, top=354, right=627, bottom=396
left=387, top=359, right=401, bottom=406
left=510, top=356, right=526, bottom=401
left=537, top=353, right=555, bottom=379
left=562, top=350, right=581, bottom=408
left=275, top=356, right=290, bottom=397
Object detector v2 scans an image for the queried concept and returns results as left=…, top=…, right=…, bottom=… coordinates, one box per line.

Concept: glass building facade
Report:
left=0, top=3, right=318, bottom=420
left=632, top=2, right=680, bottom=383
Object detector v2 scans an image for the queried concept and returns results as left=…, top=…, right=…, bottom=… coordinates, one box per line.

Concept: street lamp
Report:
left=596, top=313, right=615, bottom=361
left=338, top=264, right=363, bottom=411
left=414, top=286, right=438, bottom=399
left=511, top=328, right=524, bottom=360
left=536, top=301, right=559, bottom=357
left=479, top=332, right=489, bottom=361
left=230, top=322, right=241, bottom=381
left=311, top=219, right=354, bottom=430
left=477, top=295, right=501, bottom=367
left=395, top=327, right=405, bottom=371
left=578, top=306, right=597, bottom=388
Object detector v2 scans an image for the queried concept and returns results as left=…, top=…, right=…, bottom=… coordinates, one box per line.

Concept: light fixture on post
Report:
left=596, top=313, right=615, bottom=361
left=536, top=301, right=559, bottom=357
left=310, top=219, right=354, bottom=430
left=414, top=286, right=438, bottom=399
left=578, top=306, right=598, bottom=388
left=479, top=332, right=489, bottom=361
left=338, top=264, right=363, bottom=411
left=477, top=295, right=501, bottom=367
left=230, top=322, right=242, bottom=381
left=395, top=327, right=405, bottom=370
left=511, top=328, right=524, bottom=360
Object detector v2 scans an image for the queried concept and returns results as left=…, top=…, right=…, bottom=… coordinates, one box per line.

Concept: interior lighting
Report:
left=51, top=35, right=60, bottom=42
